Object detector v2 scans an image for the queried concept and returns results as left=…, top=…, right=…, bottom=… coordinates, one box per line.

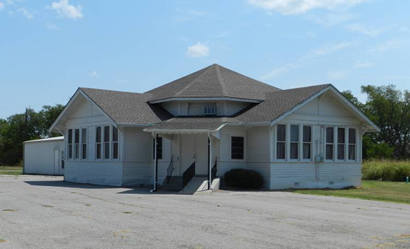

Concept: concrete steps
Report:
left=179, top=177, right=220, bottom=195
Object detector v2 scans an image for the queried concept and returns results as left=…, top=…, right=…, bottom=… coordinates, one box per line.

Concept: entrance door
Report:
left=54, top=150, right=59, bottom=175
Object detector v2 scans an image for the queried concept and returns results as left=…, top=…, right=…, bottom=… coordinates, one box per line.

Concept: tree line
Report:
left=0, top=105, right=64, bottom=165
left=0, top=85, right=408, bottom=165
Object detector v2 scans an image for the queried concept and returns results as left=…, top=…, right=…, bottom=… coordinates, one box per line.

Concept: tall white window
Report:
left=112, top=126, right=119, bottom=159
left=74, top=129, right=80, bottom=159
left=290, top=125, right=299, bottom=159
left=325, top=127, right=334, bottom=160
left=81, top=128, right=87, bottom=160
left=348, top=128, right=356, bottom=160
left=276, top=125, right=286, bottom=159
left=68, top=129, right=73, bottom=159
left=104, top=126, right=110, bottom=159
left=303, top=126, right=312, bottom=160
left=96, top=127, right=102, bottom=159
left=337, top=128, right=345, bottom=160
left=204, top=103, right=217, bottom=115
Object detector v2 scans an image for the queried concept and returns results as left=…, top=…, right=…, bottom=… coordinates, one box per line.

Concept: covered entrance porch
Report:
left=145, top=128, right=221, bottom=192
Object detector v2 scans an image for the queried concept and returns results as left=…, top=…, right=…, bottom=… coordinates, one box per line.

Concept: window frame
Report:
left=275, top=124, right=286, bottom=161
left=348, top=128, right=357, bottom=161
left=204, top=103, right=217, bottom=116
left=67, top=129, right=73, bottom=160
left=325, top=126, right=335, bottom=161
left=112, top=126, right=119, bottom=160
left=337, top=127, right=346, bottom=161
left=289, top=124, right=299, bottom=160
left=230, top=136, right=245, bottom=160
left=302, top=125, right=312, bottom=161
left=74, top=128, right=80, bottom=160
left=81, top=128, right=87, bottom=160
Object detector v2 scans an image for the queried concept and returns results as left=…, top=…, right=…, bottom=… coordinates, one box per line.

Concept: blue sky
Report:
left=1, top=0, right=409, bottom=118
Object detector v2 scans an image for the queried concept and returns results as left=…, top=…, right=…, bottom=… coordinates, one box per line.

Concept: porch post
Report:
left=151, top=133, right=158, bottom=192
left=208, top=133, right=212, bottom=190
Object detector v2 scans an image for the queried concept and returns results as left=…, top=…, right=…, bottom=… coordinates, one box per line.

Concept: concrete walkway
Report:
left=0, top=175, right=409, bottom=249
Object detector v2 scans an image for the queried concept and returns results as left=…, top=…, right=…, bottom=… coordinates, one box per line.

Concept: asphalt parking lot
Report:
left=0, top=175, right=409, bottom=249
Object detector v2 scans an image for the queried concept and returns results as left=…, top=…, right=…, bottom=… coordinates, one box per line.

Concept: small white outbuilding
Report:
left=23, top=136, right=65, bottom=176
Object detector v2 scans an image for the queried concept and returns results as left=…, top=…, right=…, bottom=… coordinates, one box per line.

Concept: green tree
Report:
left=361, top=85, right=409, bottom=159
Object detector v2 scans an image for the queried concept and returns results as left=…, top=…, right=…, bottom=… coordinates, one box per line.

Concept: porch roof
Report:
left=143, top=117, right=237, bottom=133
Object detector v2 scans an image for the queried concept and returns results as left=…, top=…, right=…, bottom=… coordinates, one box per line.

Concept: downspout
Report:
left=150, top=133, right=158, bottom=192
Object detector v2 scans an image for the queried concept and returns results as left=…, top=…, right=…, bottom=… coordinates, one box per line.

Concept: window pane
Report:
left=349, top=145, right=356, bottom=160
left=349, top=128, right=356, bottom=144
left=104, top=143, right=110, bottom=159
left=75, top=129, right=79, bottom=143
left=303, top=126, right=311, bottom=142
left=112, top=127, right=118, bottom=142
left=104, top=126, right=110, bottom=142
left=68, top=129, right=73, bottom=143
left=338, top=128, right=345, bottom=143
left=290, top=143, right=298, bottom=159
left=231, top=137, right=244, bottom=159
left=75, top=144, right=79, bottom=159
left=290, top=125, right=299, bottom=142
left=326, top=127, right=334, bottom=143
left=82, top=144, right=87, bottom=159
left=277, top=142, right=285, bottom=159
left=96, top=144, right=101, bottom=159
left=81, top=128, right=87, bottom=143
left=326, top=145, right=333, bottom=160
left=277, top=125, right=286, bottom=141
left=303, top=143, right=311, bottom=159
left=337, top=144, right=345, bottom=160
left=96, top=127, right=101, bottom=142
left=113, top=143, right=118, bottom=159
left=68, top=144, right=72, bottom=159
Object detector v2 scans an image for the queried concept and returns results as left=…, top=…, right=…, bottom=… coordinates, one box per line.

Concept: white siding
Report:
left=269, top=91, right=363, bottom=189
left=24, top=139, right=64, bottom=175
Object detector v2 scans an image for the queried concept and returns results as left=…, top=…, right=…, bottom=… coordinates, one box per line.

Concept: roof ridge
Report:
left=79, top=87, right=142, bottom=95
left=215, top=64, right=227, bottom=96
left=173, top=64, right=214, bottom=97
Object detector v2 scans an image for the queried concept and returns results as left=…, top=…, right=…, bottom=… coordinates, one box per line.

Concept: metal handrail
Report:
left=182, top=161, right=195, bottom=187
left=211, top=158, right=217, bottom=181
left=165, top=156, right=174, bottom=184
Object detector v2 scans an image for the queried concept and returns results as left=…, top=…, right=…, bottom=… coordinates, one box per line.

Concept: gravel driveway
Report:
left=0, top=175, right=409, bottom=249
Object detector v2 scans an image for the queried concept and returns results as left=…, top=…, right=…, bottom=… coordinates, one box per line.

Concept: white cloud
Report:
left=50, top=0, right=82, bottom=19
left=261, top=41, right=353, bottom=80
left=354, top=61, right=373, bottom=69
left=346, top=23, right=384, bottom=36
left=17, top=8, right=33, bottom=19
left=186, top=42, right=209, bottom=58
left=370, top=39, right=405, bottom=53
left=313, top=41, right=353, bottom=55
left=89, top=71, right=98, bottom=78
left=0, top=2, right=4, bottom=10
left=46, top=23, right=60, bottom=30
left=327, top=70, right=347, bottom=80
left=248, top=0, right=367, bottom=15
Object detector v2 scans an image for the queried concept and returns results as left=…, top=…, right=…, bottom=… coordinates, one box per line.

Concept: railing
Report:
left=211, top=158, right=217, bottom=182
left=182, top=161, right=195, bottom=187
left=165, top=156, right=174, bottom=184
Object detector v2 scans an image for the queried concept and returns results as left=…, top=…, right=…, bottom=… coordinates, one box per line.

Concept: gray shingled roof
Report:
left=80, top=88, right=171, bottom=125
left=146, top=64, right=280, bottom=102
left=236, top=84, right=331, bottom=123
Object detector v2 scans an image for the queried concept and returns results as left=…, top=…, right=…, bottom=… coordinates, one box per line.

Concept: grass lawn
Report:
left=294, top=180, right=410, bottom=204
left=0, top=166, right=23, bottom=175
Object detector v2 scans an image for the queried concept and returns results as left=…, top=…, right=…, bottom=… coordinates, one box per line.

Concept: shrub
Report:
left=223, top=169, right=264, bottom=189
left=362, top=160, right=410, bottom=181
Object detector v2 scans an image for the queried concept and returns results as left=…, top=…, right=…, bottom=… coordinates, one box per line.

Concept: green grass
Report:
left=294, top=180, right=410, bottom=204
left=0, top=166, right=23, bottom=175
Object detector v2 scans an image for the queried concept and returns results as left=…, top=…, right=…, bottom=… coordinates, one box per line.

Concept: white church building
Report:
left=46, top=64, right=378, bottom=190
